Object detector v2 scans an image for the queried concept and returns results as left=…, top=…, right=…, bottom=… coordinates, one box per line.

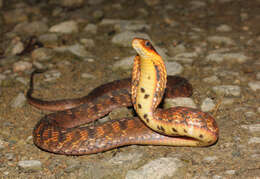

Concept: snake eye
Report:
left=144, top=41, right=152, bottom=48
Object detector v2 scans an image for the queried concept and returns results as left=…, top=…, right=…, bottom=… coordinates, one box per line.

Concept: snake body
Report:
left=28, top=38, right=219, bottom=155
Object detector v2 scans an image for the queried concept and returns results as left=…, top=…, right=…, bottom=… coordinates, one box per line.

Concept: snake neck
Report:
left=132, top=54, right=167, bottom=126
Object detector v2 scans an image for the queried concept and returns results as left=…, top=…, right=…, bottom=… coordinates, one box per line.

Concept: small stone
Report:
left=80, top=38, right=95, bottom=48
left=108, top=151, right=143, bottom=165
left=13, top=61, right=32, bottom=72
left=3, top=9, right=28, bottom=24
left=44, top=70, right=61, bottom=82
left=248, top=137, right=260, bottom=144
left=216, top=24, right=232, bottom=32
left=257, top=107, right=260, bottom=113
left=164, top=97, right=196, bottom=109
left=111, top=31, right=150, bottom=47
left=164, top=61, right=183, bottom=75
left=49, top=20, right=78, bottom=34
left=31, top=48, right=54, bottom=61
left=203, top=76, right=221, bottom=84
left=16, top=77, right=28, bottom=85
left=190, top=1, right=206, bottom=9
left=59, top=0, right=84, bottom=7
left=144, top=0, right=160, bottom=6
left=81, top=73, right=95, bottom=79
left=18, top=160, right=42, bottom=172
left=212, top=85, right=241, bottom=97
left=225, top=170, right=236, bottom=175
left=0, top=139, right=6, bottom=149
left=88, top=0, right=104, bottom=5
left=38, top=33, right=58, bottom=43
left=221, top=98, right=235, bottom=105
left=64, top=160, right=81, bottom=173
left=11, top=93, right=26, bottom=108
left=170, top=52, right=198, bottom=64
left=256, top=72, right=260, bottom=80
left=54, top=44, right=91, bottom=58
left=248, top=81, right=260, bottom=91
left=201, top=98, right=215, bottom=112
left=207, top=36, right=235, bottom=45
left=126, top=157, right=183, bottom=179
left=92, top=10, right=104, bottom=20
left=204, top=156, right=218, bottom=162
left=240, top=12, right=248, bottom=21
left=13, top=21, right=48, bottom=34
left=241, top=124, right=260, bottom=133
left=113, top=56, right=134, bottom=70
left=11, top=41, right=24, bottom=55
left=84, top=24, right=97, bottom=34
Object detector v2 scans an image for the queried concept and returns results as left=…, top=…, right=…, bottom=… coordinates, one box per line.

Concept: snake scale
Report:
left=27, top=38, right=219, bottom=155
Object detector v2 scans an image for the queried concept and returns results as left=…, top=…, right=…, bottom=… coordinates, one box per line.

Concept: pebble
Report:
left=225, top=170, right=236, bottom=175
left=208, top=52, right=249, bottom=63
left=164, top=61, right=183, bottom=75
left=216, top=24, right=232, bottom=32
left=111, top=31, right=150, bottom=47
left=10, top=41, right=24, bottom=55
left=207, top=36, right=235, bottom=45
left=16, top=77, right=28, bottom=85
left=81, top=73, right=95, bottom=79
left=31, top=48, right=54, bottom=61
left=64, top=159, right=81, bottom=173
left=258, top=107, right=260, bottom=113
left=108, top=151, right=143, bottom=165
left=84, top=24, right=97, bottom=34
left=18, top=160, right=42, bottom=172
left=248, top=81, right=260, bottom=91
left=203, top=156, right=218, bottom=162
left=203, top=76, right=221, bottom=84
left=92, top=10, right=104, bottom=20
left=44, top=70, right=61, bottom=82
left=112, top=56, right=135, bottom=70
left=144, top=0, right=160, bottom=6
left=13, top=21, right=48, bottom=34
left=248, top=137, right=260, bottom=144
left=58, top=0, right=84, bottom=8
left=168, top=44, right=187, bottom=56
left=256, top=72, right=260, bottom=80
left=49, top=20, right=78, bottom=34
left=54, top=44, right=91, bottom=58
left=11, top=93, right=26, bottom=108
left=212, top=85, right=241, bottom=97
left=190, top=1, right=206, bottom=9
left=0, top=139, right=6, bottom=149
left=164, top=97, right=197, bottom=109
left=201, top=98, right=216, bottom=112
left=38, top=33, right=58, bottom=43
left=80, top=38, right=95, bottom=48
left=87, top=0, right=104, bottom=5
left=241, top=124, right=260, bottom=133
left=13, top=61, right=32, bottom=72
left=169, top=52, right=198, bottom=63
left=3, top=9, right=28, bottom=24
left=125, top=157, right=183, bottom=179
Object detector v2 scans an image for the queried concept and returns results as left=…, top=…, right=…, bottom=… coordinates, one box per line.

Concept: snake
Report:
left=28, top=38, right=219, bottom=155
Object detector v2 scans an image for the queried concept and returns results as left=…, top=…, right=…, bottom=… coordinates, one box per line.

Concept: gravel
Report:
left=0, top=0, right=260, bottom=178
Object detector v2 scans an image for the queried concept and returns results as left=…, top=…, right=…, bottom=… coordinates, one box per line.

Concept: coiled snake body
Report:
left=28, top=38, right=219, bottom=155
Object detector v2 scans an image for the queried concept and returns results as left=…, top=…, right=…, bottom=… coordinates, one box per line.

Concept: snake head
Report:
left=132, top=38, right=159, bottom=59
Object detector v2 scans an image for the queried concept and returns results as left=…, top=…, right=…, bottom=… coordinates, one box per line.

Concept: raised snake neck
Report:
left=29, top=38, right=219, bottom=155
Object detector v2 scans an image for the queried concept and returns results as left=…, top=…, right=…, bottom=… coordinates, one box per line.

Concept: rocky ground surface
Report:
left=0, top=0, right=260, bottom=178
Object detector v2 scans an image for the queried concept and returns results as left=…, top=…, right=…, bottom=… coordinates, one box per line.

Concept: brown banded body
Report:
left=29, top=38, right=219, bottom=155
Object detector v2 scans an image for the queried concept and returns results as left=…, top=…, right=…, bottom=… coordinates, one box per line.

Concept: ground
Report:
left=0, top=0, right=260, bottom=178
